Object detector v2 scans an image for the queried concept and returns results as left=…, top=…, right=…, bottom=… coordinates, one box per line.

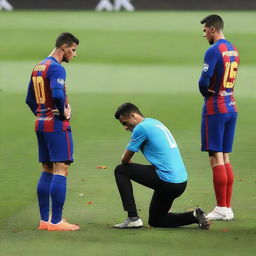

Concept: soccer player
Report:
left=198, top=15, right=240, bottom=220
left=26, top=32, right=80, bottom=231
left=113, top=103, right=209, bottom=229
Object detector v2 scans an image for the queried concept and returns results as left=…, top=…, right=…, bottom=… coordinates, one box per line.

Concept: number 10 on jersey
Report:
left=32, top=76, right=46, bottom=104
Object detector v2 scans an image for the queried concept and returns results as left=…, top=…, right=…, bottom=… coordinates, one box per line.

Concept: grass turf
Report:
left=0, top=11, right=256, bottom=256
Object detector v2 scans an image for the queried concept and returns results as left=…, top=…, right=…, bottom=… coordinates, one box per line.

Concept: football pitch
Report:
left=0, top=10, right=255, bottom=256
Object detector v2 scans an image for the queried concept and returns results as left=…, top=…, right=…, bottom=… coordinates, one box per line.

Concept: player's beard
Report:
left=62, top=56, right=69, bottom=63
left=209, top=39, right=214, bottom=45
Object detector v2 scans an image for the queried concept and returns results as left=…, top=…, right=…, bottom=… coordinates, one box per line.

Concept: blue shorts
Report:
left=36, top=130, right=74, bottom=163
left=201, top=113, right=237, bottom=153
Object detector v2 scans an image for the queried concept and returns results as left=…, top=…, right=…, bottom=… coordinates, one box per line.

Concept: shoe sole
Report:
left=48, top=225, right=80, bottom=231
left=207, top=217, right=234, bottom=221
left=114, top=225, right=143, bottom=229
left=48, top=227, right=80, bottom=231
left=206, top=215, right=233, bottom=221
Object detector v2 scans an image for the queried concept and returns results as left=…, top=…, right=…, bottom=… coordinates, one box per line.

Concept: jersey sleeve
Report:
left=127, top=125, right=147, bottom=152
left=47, top=64, right=66, bottom=90
left=47, top=64, right=66, bottom=118
left=198, top=47, right=219, bottom=97
left=25, top=78, right=37, bottom=115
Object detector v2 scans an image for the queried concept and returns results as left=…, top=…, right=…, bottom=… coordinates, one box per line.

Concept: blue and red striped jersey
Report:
left=199, top=39, right=240, bottom=116
left=26, top=56, right=71, bottom=132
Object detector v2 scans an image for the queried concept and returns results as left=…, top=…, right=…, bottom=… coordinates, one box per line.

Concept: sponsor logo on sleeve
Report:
left=203, top=63, right=209, bottom=72
left=57, top=78, right=65, bottom=85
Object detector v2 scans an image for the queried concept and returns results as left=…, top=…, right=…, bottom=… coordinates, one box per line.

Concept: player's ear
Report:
left=209, top=26, right=216, bottom=33
left=61, top=44, right=68, bottom=52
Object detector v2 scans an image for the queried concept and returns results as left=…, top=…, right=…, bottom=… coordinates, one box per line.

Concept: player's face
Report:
left=202, top=25, right=214, bottom=45
left=62, top=43, right=78, bottom=63
left=119, top=114, right=138, bottom=132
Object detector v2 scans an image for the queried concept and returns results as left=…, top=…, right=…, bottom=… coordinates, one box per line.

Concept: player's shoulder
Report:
left=138, top=118, right=160, bottom=130
left=204, top=43, right=223, bottom=60
left=225, top=40, right=239, bottom=52
left=47, top=58, right=66, bottom=77
left=216, top=39, right=236, bottom=51
left=133, top=119, right=151, bottom=135
left=48, top=58, right=65, bottom=71
left=216, top=39, right=239, bottom=57
left=205, top=43, right=219, bottom=55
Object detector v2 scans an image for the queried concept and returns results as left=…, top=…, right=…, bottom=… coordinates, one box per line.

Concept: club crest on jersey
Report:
left=203, top=63, right=209, bottom=72
left=57, top=78, right=65, bottom=85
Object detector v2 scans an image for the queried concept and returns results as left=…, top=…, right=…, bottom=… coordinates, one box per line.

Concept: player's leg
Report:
left=223, top=153, right=234, bottom=220
left=45, top=130, right=79, bottom=231
left=48, top=162, right=78, bottom=230
left=148, top=182, right=191, bottom=227
left=223, top=112, right=237, bottom=219
left=36, top=132, right=53, bottom=230
left=114, top=163, right=160, bottom=228
left=50, top=162, right=69, bottom=225
left=37, top=163, right=54, bottom=230
left=209, top=151, right=228, bottom=208
left=148, top=182, right=209, bottom=229
left=201, top=115, right=229, bottom=220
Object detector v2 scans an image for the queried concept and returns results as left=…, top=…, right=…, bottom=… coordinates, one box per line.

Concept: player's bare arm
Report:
left=121, top=149, right=134, bottom=164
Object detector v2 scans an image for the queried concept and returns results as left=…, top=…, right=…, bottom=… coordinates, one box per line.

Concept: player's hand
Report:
left=208, top=89, right=215, bottom=93
left=207, top=89, right=215, bottom=95
left=203, top=89, right=215, bottom=97
left=64, top=104, right=72, bottom=120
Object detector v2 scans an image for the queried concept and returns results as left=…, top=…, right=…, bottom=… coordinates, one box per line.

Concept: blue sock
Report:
left=37, top=172, right=53, bottom=222
left=50, top=175, right=67, bottom=224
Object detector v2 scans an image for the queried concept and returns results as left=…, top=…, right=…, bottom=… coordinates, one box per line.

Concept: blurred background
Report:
left=0, top=1, right=255, bottom=256
left=3, top=0, right=256, bottom=11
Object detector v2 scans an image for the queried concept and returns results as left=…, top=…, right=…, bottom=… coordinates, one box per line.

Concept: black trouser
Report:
left=114, top=163, right=198, bottom=227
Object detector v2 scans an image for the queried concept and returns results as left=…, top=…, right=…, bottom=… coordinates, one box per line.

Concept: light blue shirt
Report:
left=127, top=118, right=187, bottom=183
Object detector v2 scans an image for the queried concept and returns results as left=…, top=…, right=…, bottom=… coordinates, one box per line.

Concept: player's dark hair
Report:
left=200, top=14, right=224, bottom=31
left=55, top=32, right=79, bottom=48
left=115, top=103, right=144, bottom=119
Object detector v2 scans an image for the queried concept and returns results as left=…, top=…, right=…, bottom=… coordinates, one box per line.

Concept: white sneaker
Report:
left=206, top=206, right=229, bottom=221
left=226, top=208, right=234, bottom=220
left=114, top=217, right=143, bottom=229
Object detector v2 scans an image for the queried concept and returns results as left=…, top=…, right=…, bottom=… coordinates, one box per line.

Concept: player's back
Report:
left=28, top=56, right=70, bottom=132
left=138, top=118, right=187, bottom=183
left=203, top=39, right=240, bottom=115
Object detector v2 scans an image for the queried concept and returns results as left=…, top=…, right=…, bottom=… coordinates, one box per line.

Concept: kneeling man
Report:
left=114, top=103, right=209, bottom=229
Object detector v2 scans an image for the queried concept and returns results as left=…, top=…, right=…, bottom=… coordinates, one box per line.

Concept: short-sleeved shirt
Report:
left=199, top=39, right=240, bottom=116
left=127, top=118, right=187, bottom=183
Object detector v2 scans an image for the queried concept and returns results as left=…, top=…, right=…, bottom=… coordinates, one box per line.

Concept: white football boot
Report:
left=206, top=206, right=229, bottom=220
left=114, top=217, right=143, bottom=229
left=225, top=208, right=234, bottom=220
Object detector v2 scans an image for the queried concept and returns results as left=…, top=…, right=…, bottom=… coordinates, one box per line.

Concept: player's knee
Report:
left=42, top=162, right=53, bottom=173
left=148, top=217, right=159, bottom=227
left=114, top=164, right=125, bottom=176
left=53, top=162, right=69, bottom=176
left=209, top=152, right=224, bottom=167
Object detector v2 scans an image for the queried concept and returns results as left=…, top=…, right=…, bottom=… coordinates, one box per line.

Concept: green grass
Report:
left=0, top=11, right=256, bottom=64
left=0, top=11, right=256, bottom=256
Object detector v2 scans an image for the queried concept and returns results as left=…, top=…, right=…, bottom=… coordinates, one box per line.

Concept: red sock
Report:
left=212, top=165, right=227, bottom=207
left=225, top=163, right=234, bottom=208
